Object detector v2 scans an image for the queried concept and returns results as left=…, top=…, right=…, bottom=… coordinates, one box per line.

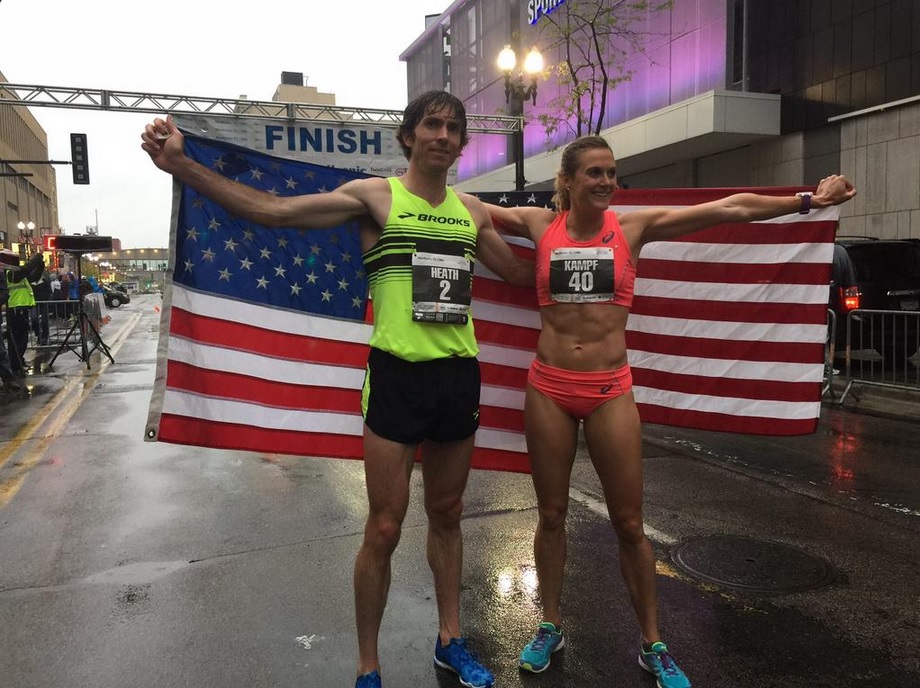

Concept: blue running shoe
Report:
left=355, top=669, right=381, bottom=688
left=433, top=636, right=495, bottom=688
left=638, top=641, right=691, bottom=688
left=519, top=622, right=565, bottom=673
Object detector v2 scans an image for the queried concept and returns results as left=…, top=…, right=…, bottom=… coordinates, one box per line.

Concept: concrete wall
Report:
left=615, top=131, right=811, bottom=191
left=620, top=100, right=920, bottom=244
left=838, top=100, right=920, bottom=240
left=694, top=103, right=920, bottom=241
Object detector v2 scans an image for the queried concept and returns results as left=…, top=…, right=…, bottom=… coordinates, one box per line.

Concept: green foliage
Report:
left=536, top=0, right=673, bottom=143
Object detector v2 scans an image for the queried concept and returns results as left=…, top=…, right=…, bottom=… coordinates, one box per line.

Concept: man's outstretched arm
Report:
left=141, top=115, right=380, bottom=230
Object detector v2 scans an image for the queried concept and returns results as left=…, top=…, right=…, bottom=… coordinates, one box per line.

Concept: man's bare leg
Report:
left=420, top=436, right=475, bottom=645
left=354, top=427, right=417, bottom=676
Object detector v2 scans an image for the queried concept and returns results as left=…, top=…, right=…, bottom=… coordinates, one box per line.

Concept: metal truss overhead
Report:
left=0, top=83, right=521, bottom=134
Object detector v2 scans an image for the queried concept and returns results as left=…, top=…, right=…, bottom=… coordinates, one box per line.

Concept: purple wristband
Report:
left=796, top=192, right=812, bottom=214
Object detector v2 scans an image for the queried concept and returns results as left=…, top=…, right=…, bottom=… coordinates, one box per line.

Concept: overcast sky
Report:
left=1, top=0, right=450, bottom=248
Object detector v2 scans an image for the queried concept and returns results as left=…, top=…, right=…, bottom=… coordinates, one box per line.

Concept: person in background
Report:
left=142, top=90, right=534, bottom=688
left=65, top=271, right=79, bottom=317
left=486, top=135, right=856, bottom=688
left=79, top=276, right=94, bottom=299
left=0, top=268, right=22, bottom=393
left=50, top=273, right=65, bottom=320
left=0, top=250, right=45, bottom=376
left=30, top=270, right=52, bottom=346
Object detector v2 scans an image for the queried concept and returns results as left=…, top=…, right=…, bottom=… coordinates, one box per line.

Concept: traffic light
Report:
left=42, top=235, right=57, bottom=251
left=70, top=133, right=90, bottom=184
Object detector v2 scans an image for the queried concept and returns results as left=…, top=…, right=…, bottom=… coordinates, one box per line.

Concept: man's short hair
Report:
left=396, top=90, right=470, bottom=160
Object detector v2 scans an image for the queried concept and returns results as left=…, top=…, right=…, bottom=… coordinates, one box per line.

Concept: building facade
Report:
left=88, top=247, right=169, bottom=293
left=401, top=0, right=920, bottom=239
left=0, top=70, right=60, bottom=255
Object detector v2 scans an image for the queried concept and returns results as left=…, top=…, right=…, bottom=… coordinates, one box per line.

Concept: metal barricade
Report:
left=822, top=308, right=837, bottom=398
left=21, top=297, right=110, bottom=355
left=838, top=308, right=920, bottom=402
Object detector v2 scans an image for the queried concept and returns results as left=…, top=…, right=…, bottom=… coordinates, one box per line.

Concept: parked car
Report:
left=829, top=237, right=920, bottom=365
left=101, top=283, right=131, bottom=309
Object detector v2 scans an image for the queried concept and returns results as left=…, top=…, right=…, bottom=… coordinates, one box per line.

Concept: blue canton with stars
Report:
left=173, top=133, right=371, bottom=321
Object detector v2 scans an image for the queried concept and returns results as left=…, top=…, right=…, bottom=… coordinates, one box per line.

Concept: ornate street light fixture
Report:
left=17, top=220, right=36, bottom=258
left=497, top=46, right=544, bottom=191
left=498, top=45, right=544, bottom=105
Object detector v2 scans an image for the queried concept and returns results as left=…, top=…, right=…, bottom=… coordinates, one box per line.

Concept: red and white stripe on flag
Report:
left=149, top=242, right=539, bottom=473
left=616, top=188, right=838, bottom=436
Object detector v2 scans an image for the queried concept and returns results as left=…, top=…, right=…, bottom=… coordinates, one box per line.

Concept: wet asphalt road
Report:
left=0, top=295, right=918, bottom=687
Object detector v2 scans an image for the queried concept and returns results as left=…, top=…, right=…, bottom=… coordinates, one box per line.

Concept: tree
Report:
left=535, top=0, right=673, bottom=142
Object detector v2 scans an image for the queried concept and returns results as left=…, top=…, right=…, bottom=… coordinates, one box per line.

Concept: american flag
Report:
left=615, top=188, right=839, bottom=435
left=145, top=134, right=539, bottom=472
left=145, top=134, right=838, bottom=472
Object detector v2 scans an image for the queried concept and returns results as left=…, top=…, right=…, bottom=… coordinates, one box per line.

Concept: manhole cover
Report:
left=671, top=535, right=836, bottom=594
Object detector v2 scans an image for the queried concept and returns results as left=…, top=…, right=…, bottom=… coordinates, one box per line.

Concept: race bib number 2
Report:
left=412, top=252, right=472, bottom=324
left=549, top=247, right=615, bottom=302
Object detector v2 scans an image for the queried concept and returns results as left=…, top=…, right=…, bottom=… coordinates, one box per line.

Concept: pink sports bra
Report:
left=535, top=210, right=636, bottom=308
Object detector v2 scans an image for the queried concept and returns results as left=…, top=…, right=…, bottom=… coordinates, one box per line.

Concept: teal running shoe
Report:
left=355, top=669, right=382, bottom=688
left=519, top=622, right=565, bottom=673
left=638, top=641, right=691, bottom=688
left=433, top=636, right=494, bottom=688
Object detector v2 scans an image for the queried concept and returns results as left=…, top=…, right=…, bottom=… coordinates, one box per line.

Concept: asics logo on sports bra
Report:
left=602, top=231, right=615, bottom=243
left=397, top=211, right=471, bottom=227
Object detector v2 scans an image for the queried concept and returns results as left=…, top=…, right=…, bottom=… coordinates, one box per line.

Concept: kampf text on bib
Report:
left=549, top=246, right=615, bottom=302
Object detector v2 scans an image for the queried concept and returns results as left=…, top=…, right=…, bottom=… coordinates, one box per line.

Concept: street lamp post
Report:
left=498, top=45, right=544, bottom=191
left=17, top=220, right=35, bottom=258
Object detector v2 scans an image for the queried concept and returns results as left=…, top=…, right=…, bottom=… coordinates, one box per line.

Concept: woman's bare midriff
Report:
left=536, top=303, right=631, bottom=371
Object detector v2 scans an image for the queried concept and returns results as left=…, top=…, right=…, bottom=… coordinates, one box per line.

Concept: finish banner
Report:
left=171, top=113, right=422, bottom=180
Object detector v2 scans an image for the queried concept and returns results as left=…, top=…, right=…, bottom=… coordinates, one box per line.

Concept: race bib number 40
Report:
left=549, top=247, right=615, bottom=302
left=412, top=252, right=472, bottom=324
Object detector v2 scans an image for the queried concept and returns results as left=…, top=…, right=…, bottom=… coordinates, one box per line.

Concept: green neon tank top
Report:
left=363, top=177, right=479, bottom=362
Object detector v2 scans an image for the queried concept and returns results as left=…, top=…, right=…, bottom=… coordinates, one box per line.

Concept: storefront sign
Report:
left=528, top=0, right=566, bottom=24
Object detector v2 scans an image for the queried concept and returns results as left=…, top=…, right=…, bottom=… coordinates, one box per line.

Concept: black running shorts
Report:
left=362, top=347, right=481, bottom=445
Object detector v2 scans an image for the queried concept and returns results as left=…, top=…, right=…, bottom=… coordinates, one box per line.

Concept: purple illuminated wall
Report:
left=447, top=0, right=729, bottom=183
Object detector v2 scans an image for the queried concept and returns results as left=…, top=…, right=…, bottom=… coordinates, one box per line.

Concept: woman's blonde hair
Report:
left=551, top=135, right=614, bottom=211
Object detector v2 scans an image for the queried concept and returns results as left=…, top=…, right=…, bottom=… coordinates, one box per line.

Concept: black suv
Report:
left=829, top=238, right=920, bottom=365
left=101, top=283, right=130, bottom=309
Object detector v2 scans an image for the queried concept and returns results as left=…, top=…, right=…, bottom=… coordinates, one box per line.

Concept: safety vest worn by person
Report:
left=3, top=269, right=35, bottom=309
